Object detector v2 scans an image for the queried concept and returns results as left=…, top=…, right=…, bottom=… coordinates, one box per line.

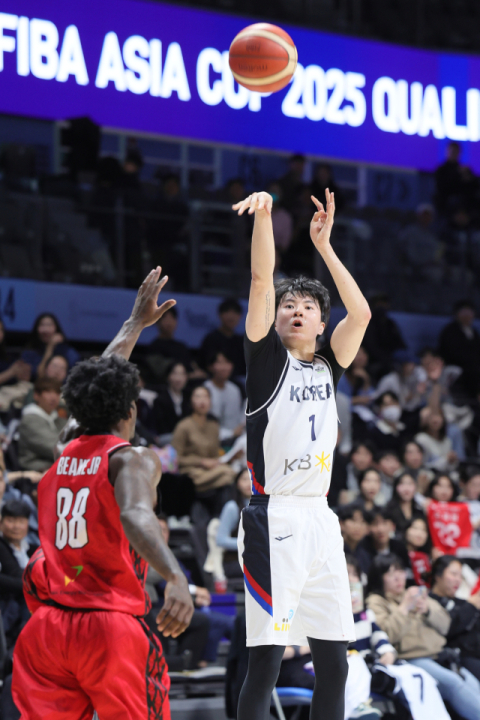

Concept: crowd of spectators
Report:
left=2, top=289, right=480, bottom=717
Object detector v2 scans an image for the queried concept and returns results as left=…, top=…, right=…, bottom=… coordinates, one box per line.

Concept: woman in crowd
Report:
left=401, top=440, right=433, bottom=494
left=216, top=467, right=252, bottom=578
left=353, top=468, right=382, bottom=511
left=22, top=313, right=79, bottom=378
left=339, top=441, right=377, bottom=505
left=430, top=555, right=480, bottom=681
left=152, top=362, right=190, bottom=441
left=386, top=471, right=425, bottom=535
left=367, top=391, right=409, bottom=454
left=172, top=386, right=235, bottom=514
left=415, top=408, right=458, bottom=472
left=367, top=553, right=480, bottom=720
left=426, top=473, right=459, bottom=503
left=404, top=517, right=432, bottom=586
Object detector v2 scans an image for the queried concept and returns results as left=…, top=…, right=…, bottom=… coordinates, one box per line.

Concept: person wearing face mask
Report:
left=367, top=392, right=409, bottom=455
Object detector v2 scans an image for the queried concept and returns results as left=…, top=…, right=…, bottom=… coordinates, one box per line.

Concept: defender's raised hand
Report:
left=131, top=266, right=176, bottom=329
left=310, top=189, right=335, bottom=251
left=232, top=192, right=273, bottom=216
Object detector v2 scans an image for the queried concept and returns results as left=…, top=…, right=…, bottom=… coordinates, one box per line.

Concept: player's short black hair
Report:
left=218, top=298, right=242, bottom=315
left=2, top=498, right=30, bottom=519
left=63, top=355, right=140, bottom=433
left=274, top=276, right=331, bottom=327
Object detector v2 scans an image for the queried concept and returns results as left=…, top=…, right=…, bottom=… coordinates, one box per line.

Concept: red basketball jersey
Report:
left=26, top=434, right=150, bottom=616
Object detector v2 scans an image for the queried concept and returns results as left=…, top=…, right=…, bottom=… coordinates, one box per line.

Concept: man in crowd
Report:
left=18, top=377, right=66, bottom=471
left=438, top=300, right=480, bottom=398
left=200, top=299, right=245, bottom=378
left=204, top=351, right=245, bottom=441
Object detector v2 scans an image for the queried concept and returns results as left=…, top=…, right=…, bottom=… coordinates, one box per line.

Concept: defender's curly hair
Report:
left=274, top=276, right=331, bottom=327
left=63, top=355, right=140, bottom=432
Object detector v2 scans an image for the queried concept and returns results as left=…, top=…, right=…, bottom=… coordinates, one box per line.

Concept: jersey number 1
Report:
left=309, top=414, right=316, bottom=441
left=55, top=487, right=91, bottom=550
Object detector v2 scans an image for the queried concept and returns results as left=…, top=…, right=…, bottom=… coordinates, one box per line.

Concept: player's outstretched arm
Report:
left=110, top=446, right=194, bottom=637
left=310, top=190, right=371, bottom=368
left=102, top=266, right=176, bottom=361
left=233, top=192, right=275, bottom=342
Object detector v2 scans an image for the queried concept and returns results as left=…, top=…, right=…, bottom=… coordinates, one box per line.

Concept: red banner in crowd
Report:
left=409, top=551, right=432, bottom=587
left=427, top=501, right=472, bottom=554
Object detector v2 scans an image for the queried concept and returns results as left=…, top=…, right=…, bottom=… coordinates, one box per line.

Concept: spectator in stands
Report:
left=376, top=449, right=402, bottom=500
left=398, top=203, right=444, bottom=282
left=405, top=517, right=432, bottom=587
left=367, top=553, right=480, bottom=720
left=459, top=469, right=480, bottom=549
left=204, top=351, right=244, bottom=442
left=22, top=313, right=79, bottom=378
left=147, top=307, right=193, bottom=376
left=171, top=386, right=235, bottom=513
left=278, top=153, right=306, bottom=217
left=200, top=298, right=245, bottom=378
left=343, top=440, right=376, bottom=497
left=352, top=468, right=382, bottom=511
left=152, top=362, right=190, bottom=442
left=367, top=391, right=409, bottom=455
left=425, top=473, right=459, bottom=503
left=0, top=318, right=28, bottom=386
left=434, top=141, right=470, bottom=217
left=362, top=293, right=406, bottom=381
left=150, top=174, right=189, bottom=289
left=401, top=440, right=434, bottom=494
left=337, top=346, right=374, bottom=406
left=148, top=514, right=234, bottom=667
left=0, top=499, right=38, bottom=647
left=18, top=377, right=66, bottom=471
left=415, top=408, right=458, bottom=472
left=0, top=320, right=32, bottom=413
left=438, top=300, right=480, bottom=398
left=267, top=182, right=293, bottom=256
left=217, top=468, right=251, bottom=579
left=310, top=162, right=345, bottom=214
left=357, top=507, right=411, bottom=575
left=375, top=349, right=426, bottom=418
left=385, top=472, right=424, bottom=535
left=430, top=555, right=480, bottom=681
left=337, top=504, right=371, bottom=575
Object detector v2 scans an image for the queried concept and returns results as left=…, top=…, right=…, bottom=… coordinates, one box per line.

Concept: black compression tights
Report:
left=237, top=639, right=349, bottom=720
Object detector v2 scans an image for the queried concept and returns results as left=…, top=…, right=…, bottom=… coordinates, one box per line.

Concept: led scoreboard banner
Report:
left=1, top=0, right=480, bottom=170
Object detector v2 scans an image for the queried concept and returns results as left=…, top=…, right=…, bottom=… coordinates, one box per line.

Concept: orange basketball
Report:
left=228, top=23, right=298, bottom=93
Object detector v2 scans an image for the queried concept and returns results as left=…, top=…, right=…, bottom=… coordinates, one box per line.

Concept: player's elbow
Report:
left=355, top=303, right=371, bottom=327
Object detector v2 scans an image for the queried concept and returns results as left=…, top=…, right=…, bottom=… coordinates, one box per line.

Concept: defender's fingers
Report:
left=311, top=195, right=322, bottom=211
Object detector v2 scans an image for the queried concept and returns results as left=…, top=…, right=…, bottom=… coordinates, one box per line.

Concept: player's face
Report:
left=275, top=294, right=324, bottom=347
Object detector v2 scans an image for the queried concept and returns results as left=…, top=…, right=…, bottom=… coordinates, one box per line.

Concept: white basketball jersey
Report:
left=246, top=348, right=339, bottom=497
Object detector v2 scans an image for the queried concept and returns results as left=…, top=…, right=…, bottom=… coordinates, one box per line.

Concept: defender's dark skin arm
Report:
left=109, top=445, right=194, bottom=637
left=102, top=266, right=175, bottom=362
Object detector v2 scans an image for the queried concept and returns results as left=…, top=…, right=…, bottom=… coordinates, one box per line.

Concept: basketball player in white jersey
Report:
left=232, top=189, right=371, bottom=720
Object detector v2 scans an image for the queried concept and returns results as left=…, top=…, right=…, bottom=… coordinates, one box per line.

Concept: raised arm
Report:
left=102, top=266, right=176, bottom=361
left=110, top=446, right=194, bottom=637
left=233, top=192, right=275, bottom=342
left=310, top=190, right=371, bottom=367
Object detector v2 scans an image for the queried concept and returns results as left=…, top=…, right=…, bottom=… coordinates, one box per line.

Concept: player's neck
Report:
left=286, top=344, right=316, bottom=363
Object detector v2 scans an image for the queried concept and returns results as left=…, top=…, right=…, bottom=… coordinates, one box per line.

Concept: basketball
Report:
left=228, top=23, right=298, bottom=93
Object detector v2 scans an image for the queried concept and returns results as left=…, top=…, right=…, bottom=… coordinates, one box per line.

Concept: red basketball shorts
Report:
left=12, top=605, right=170, bottom=720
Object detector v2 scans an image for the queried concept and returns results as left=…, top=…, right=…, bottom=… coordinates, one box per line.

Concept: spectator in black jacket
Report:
left=438, top=300, right=480, bottom=397
left=152, top=363, right=190, bottom=442
left=0, top=499, right=38, bottom=647
left=337, top=504, right=371, bottom=576
left=357, top=506, right=412, bottom=576
left=200, top=299, right=245, bottom=378
left=430, top=555, right=480, bottom=681
left=362, top=293, right=406, bottom=381
left=148, top=307, right=193, bottom=375
left=386, top=471, right=425, bottom=536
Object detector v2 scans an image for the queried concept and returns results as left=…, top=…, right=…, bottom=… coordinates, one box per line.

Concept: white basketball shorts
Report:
left=237, top=494, right=355, bottom=647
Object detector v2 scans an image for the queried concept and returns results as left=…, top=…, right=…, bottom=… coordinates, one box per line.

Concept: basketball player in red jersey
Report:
left=12, top=268, right=194, bottom=720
